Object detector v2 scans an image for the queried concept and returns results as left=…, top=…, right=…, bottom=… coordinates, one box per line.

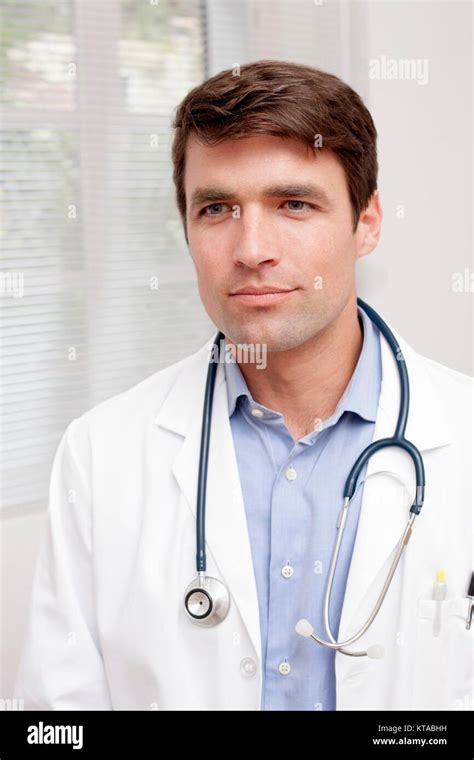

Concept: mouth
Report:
left=229, top=287, right=297, bottom=306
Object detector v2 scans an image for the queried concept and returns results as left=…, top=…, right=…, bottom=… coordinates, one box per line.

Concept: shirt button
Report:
left=285, top=466, right=297, bottom=481
left=278, top=659, right=291, bottom=675
left=240, top=657, right=257, bottom=678
left=251, top=408, right=264, bottom=418
left=281, top=564, right=294, bottom=578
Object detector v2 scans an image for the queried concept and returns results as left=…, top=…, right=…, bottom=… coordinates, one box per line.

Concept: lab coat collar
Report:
left=153, top=308, right=454, bottom=671
left=155, top=311, right=454, bottom=451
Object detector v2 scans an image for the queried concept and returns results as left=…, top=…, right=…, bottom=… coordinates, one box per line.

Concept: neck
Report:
left=227, top=297, right=363, bottom=441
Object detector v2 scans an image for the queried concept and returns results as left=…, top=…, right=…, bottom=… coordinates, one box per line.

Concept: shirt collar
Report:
left=224, top=304, right=381, bottom=424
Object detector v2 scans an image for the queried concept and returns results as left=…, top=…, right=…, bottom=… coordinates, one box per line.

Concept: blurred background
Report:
left=0, top=0, right=472, bottom=700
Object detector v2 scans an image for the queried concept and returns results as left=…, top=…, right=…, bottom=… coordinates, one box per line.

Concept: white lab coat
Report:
left=14, top=313, right=473, bottom=711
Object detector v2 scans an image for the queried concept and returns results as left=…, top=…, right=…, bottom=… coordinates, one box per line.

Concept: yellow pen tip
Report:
left=436, top=569, right=446, bottom=583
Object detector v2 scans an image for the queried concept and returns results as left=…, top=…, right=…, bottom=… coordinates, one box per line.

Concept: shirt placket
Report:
left=263, top=429, right=309, bottom=710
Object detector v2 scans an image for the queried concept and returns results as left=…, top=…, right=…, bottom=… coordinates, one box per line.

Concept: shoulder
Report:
left=386, top=315, right=473, bottom=408
left=415, top=350, right=473, bottom=400
left=405, top=344, right=473, bottom=441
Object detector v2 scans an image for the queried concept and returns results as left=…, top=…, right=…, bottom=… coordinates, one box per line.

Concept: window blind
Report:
left=0, top=0, right=214, bottom=518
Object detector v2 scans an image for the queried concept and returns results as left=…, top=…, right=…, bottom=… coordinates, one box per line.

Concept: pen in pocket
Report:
left=432, top=569, right=446, bottom=637
left=465, top=572, right=474, bottom=630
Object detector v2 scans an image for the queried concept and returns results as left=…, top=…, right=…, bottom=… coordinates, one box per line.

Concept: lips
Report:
left=230, top=286, right=294, bottom=295
left=229, top=286, right=296, bottom=306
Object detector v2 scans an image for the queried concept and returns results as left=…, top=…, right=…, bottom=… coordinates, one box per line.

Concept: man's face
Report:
left=184, top=133, right=378, bottom=351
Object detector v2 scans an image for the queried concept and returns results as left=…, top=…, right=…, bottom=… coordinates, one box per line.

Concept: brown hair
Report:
left=171, top=59, right=378, bottom=240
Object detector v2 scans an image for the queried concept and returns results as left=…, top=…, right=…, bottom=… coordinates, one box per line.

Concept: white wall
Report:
left=357, top=0, right=473, bottom=375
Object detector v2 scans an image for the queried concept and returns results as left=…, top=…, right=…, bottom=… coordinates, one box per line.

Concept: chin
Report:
left=223, top=320, right=311, bottom=354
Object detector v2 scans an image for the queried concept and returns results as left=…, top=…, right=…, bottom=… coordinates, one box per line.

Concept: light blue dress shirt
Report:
left=223, top=304, right=382, bottom=710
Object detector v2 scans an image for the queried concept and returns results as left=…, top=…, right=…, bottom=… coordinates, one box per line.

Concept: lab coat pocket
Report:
left=412, top=597, right=473, bottom=710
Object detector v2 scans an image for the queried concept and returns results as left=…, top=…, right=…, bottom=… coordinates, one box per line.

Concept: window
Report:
left=0, top=0, right=213, bottom=517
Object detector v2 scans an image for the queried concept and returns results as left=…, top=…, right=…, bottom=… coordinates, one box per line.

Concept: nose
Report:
left=232, top=211, right=281, bottom=269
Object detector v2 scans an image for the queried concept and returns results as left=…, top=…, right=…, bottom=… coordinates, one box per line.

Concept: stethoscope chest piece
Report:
left=184, top=575, right=231, bottom=627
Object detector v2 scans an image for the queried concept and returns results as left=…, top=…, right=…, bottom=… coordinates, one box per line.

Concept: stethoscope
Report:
left=184, top=297, right=426, bottom=658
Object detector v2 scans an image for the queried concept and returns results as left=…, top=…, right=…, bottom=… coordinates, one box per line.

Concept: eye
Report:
left=283, top=200, right=314, bottom=212
left=199, top=203, right=230, bottom=217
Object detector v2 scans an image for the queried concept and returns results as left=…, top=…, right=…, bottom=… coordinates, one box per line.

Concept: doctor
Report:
left=15, top=60, right=472, bottom=711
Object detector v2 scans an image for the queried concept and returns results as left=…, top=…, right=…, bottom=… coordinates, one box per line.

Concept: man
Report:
left=15, top=60, right=472, bottom=711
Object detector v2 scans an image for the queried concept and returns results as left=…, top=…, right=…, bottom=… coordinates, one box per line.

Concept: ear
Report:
left=355, top=190, right=383, bottom=259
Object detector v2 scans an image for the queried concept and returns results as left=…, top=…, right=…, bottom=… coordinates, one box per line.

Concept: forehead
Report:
left=184, top=133, right=344, bottom=189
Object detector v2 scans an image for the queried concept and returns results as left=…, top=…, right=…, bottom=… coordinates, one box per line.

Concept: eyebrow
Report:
left=189, top=183, right=333, bottom=210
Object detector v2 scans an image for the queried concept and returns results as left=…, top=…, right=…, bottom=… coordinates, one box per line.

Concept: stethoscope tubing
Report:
left=196, top=333, right=223, bottom=573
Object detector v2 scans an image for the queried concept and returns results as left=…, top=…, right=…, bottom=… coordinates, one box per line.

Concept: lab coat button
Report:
left=278, top=659, right=291, bottom=675
left=281, top=564, right=294, bottom=578
left=285, top=467, right=297, bottom=481
left=251, top=408, right=264, bottom=418
left=240, top=657, right=257, bottom=678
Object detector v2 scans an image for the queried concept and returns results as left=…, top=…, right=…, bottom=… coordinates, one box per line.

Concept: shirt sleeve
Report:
left=14, top=416, right=113, bottom=710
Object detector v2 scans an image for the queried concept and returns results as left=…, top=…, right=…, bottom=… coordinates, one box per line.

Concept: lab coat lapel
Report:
left=155, top=339, right=262, bottom=664
left=337, top=322, right=454, bottom=642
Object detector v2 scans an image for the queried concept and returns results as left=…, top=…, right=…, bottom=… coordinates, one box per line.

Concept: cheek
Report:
left=189, top=229, right=214, bottom=271
left=299, top=228, right=355, bottom=292
left=313, top=223, right=354, bottom=266
left=302, top=231, right=341, bottom=273
left=190, top=246, right=229, bottom=304
left=190, top=225, right=234, bottom=275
